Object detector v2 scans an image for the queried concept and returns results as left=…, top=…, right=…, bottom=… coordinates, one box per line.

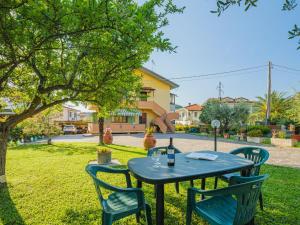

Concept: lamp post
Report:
left=211, top=120, right=220, bottom=152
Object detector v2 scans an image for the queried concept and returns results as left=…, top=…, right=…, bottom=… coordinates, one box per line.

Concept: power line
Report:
left=173, top=68, right=265, bottom=82
left=273, top=64, right=300, bottom=72
left=273, top=67, right=300, bottom=77
left=169, top=65, right=267, bottom=80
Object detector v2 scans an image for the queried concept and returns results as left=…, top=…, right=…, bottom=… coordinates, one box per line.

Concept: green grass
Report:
left=1, top=143, right=300, bottom=225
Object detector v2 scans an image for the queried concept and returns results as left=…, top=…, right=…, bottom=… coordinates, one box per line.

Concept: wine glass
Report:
left=151, top=150, right=161, bottom=168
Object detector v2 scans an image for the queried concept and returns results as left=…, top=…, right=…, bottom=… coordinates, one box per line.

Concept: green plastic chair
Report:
left=215, top=146, right=269, bottom=210
left=187, top=174, right=269, bottom=225
left=86, top=164, right=152, bottom=225
left=147, top=146, right=194, bottom=193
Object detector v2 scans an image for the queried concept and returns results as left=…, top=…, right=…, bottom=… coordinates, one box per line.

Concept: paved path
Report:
left=53, top=133, right=300, bottom=168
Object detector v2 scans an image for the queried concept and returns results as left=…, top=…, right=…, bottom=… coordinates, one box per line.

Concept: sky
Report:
left=143, top=0, right=300, bottom=106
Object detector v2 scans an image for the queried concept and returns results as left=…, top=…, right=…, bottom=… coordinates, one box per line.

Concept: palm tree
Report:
left=251, top=91, right=293, bottom=124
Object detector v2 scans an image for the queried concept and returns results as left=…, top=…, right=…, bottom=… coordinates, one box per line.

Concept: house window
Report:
left=140, top=91, right=148, bottom=101
left=139, top=113, right=147, bottom=124
left=194, top=112, right=197, bottom=118
left=112, top=116, right=128, bottom=123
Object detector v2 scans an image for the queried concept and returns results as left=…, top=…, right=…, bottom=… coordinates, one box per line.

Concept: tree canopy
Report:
left=199, top=99, right=250, bottom=133
left=250, top=91, right=294, bottom=125
left=0, top=0, right=184, bottom=185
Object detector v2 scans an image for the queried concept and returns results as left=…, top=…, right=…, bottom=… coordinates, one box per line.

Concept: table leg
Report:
left=156, top=184, right=164, bottom=225
left=137, top=180, right=142, bottom=188
left=201, top=178, right=206, bottom=200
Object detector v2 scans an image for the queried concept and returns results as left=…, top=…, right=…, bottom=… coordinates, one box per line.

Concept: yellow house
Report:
left=88, top=67, right=179, bottom=133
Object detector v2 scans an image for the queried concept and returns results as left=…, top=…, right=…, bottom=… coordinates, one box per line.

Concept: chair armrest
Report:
left=189, top=175, right=268, bottom=198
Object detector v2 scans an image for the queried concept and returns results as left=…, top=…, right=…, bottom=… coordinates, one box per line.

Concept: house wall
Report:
left=175, top=108, right=201, bottom=125
left=135, top=69, right=171, bottom=112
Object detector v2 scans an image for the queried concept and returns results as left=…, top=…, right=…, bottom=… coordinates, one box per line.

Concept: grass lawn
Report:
left=1, top=143, right=300, bottom=225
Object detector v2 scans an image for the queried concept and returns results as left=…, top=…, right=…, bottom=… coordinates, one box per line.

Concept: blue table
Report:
left=128, top=151, right=254, bottom=225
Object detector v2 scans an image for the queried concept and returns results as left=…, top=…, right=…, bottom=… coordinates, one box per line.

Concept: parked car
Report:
left=63, top=125, right=77, bottom=134
left=77, top=127, right=87, bottom=134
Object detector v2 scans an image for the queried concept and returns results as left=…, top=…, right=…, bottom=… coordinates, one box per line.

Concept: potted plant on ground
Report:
left=143, top=127, right=156, bottom=150
left=271, top=130, right=297, bottom=147
left=247, top=130, right=264, bottom=144
left=97, top=147, right=112, bottom=164
left=103, top=128, right=113, bottom=145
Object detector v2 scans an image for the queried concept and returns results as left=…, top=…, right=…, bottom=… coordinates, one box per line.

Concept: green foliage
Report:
left=0, top=0, right=183, bottom=129
left=199, top=100, right=250, bottom=133
left=247, top=129, right=263, bottom=137
left=9, top=127, right=23, bottom=142
left=251, top=91, right=294, bottom=125
left=261, top=138, right=271, bottom=145
left=277, top=131, right=286, bottom=139
left=247, top=125, right=271, bottom=136
left=19, top=107, right=62, bottom=139
left=1, top=143, right=300, bottom=224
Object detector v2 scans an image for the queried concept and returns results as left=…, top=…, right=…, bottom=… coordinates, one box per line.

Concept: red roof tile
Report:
left=185, top=104, right=203, bottom=111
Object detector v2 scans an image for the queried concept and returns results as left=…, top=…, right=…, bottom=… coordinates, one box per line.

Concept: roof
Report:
left=140, top=67, right=179, bottom=90
left=207, top=97, right=255, bottom=104
left=185, top=104, right=203, bottom=111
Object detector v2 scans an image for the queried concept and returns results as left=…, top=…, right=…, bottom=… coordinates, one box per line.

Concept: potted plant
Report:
left=143, top=127, right=156, bottom=150
left=247, top=130, right=263, bottom=144
left=223, top=131, right=230, bottom=139
left=271, top=130, right=297, bottom=147
left=103, top=128, right=113, bottom=145
left=97, top=147, right=112, bottom=164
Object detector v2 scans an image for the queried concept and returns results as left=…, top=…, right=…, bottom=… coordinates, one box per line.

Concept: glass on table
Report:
left=151, top=150, right=161, bottom=168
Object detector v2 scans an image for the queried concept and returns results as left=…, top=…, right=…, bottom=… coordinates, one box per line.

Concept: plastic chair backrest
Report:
left=86, top=164, right=130, bottom=208
left=230, top=147, right=269, bottom=176
left=229, top=175, right=269, bottom=224
left=147, top=146, right=181, bottom=156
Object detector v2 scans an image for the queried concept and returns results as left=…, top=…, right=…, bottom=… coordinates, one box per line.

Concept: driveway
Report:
left=52, top=133, right=300, bottom=168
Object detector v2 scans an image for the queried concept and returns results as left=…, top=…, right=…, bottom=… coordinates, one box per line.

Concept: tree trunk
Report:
left=0, top=125, right=9, bottom=187
left=98, top=117, right=104, bottom=145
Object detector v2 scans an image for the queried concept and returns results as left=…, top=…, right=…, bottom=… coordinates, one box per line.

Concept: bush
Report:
left=175, top=124, right=185, bottom=131
left=188, top=126, right=199, bottom=133
left=277, top=131, right=286, bottom=139
left=247, top=130, right=263, bottom=137
left=9, top=127, right=23, bottom=142
left=248, top=125, right=271, bottom=136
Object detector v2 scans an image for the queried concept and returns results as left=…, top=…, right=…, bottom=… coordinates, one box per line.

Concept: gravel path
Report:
left=52, top=133, right=300, bottom=168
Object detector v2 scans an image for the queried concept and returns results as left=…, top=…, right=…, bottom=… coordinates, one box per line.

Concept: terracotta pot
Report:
left=97, top=151, right=112, bottom=164
left=292, top=134, right=300, bottom=141
left=103, top=131, right=113, bottom=144
left=143, top=134, right=156, bottom=150
left=223, top=133, right=230, bottom=139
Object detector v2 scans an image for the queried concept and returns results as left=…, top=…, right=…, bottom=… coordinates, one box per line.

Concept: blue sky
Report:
left=144, top=1, right=300, bottom=106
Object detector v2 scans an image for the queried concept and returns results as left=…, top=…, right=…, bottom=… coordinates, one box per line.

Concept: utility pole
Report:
left=217, top=81, right=224, bottom=100
left=265, top=61, right=272, bottom=125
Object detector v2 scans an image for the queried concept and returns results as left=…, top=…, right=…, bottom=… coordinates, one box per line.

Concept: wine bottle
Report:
left=167, top=137, right=175, bottom=166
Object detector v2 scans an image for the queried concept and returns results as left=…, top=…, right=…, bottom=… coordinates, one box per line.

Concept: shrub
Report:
left=188, top=126, right=199, bottom=133
left=247, top=130, right=263, bottom=137
left=9, top=127, right=23, bottom=142
left=248, top=125, right=271, bottom=136
left=175, top=124, right=185, bottom=131
left=277, top=131, right=286, bottom=139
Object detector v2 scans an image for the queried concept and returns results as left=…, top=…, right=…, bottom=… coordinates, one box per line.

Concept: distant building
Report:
left=208, top=97, right=256, bottom=113
left=175, top=103, right=203, bottom=125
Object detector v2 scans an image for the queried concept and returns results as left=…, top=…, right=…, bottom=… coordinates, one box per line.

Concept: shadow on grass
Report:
left=107, top=144, right=147, bottom=156
left=0, top=185, right=25, bottom=225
